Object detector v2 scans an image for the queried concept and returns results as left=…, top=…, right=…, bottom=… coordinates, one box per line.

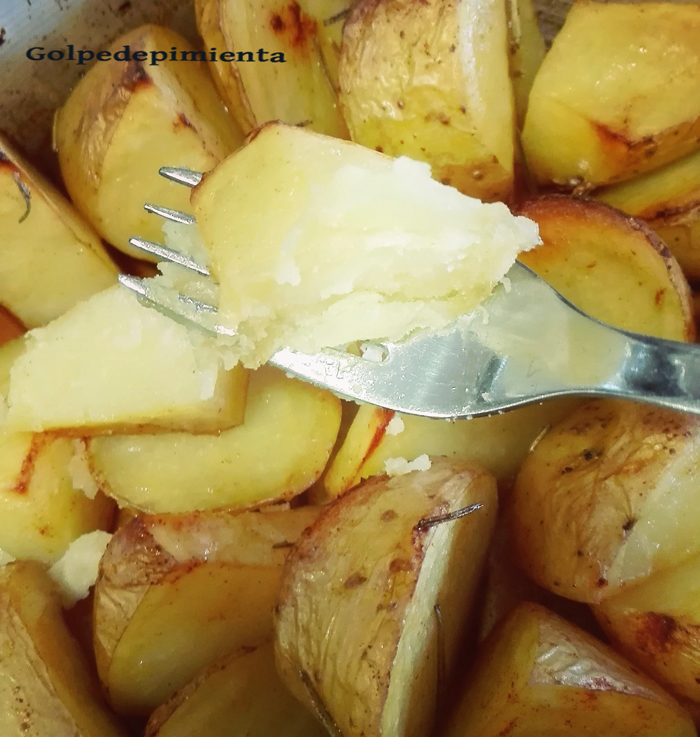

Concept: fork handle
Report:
left=589, top=328, right=700, bottom=415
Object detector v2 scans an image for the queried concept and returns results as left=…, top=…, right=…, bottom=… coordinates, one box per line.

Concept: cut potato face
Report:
left=594, top=552, right=700, bottom=707
left=94, top=506, right=320, bottom=715
left=522, top=1, right=700, bottom=189
left=0, top=133, right=116, bottom=328
left=340, top=0, right=515, bottom=202
left=445, top=602, right=695, bottom=737
left=210, top=0, right=349, bottom=137
left=518, top=196, right=694, bottom=341
left=6, top=286, right=248, bottom=435
left=596, top=149, right=700, bottom=279
left=0, top=431, right=114, bottom=564
left=193, top=122, right=539, bottom=367
left=54, top=24, right=242, bottom=258
left=511, top=400, right=700, bottom=603
left=0, top=561, right=128, bottom=737
left=323, top=399, right=580, bottom=498
left=88, top=366, right=340, bottom=513
left=275, top=458, right=497, bottom=737
left=506, top=0, right=545, bottom=130
left=145, top=642, right=327, bottom=737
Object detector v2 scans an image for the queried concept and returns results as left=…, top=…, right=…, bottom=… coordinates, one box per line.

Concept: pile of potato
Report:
left=1, top=0, right=700, bottom=734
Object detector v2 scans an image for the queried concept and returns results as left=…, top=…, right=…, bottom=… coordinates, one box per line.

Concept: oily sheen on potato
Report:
left=145, top=643, right=327, bottom=737
left=94, top=507, right=319, bottom=715
left=0, top=133, right=117, bottom=328
left=511, top=400, right=700, bottom=603
left=445, top=603, right=695, bottom=737
left=192, top=122, right=540, bottom=367
left=275, top=458, right=497, bottom=737
left=6, top=286, right=248, bottom=435
left=522, top=1, right=700, bottom=188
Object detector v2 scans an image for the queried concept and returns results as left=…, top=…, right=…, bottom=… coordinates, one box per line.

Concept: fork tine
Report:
left=159, top=167, right=203, bottom=188
left=128, top=237, right=210, bottom=276
left=118, top=274, right=236, bottom=337
left=144, top=203, right=196, bottom=225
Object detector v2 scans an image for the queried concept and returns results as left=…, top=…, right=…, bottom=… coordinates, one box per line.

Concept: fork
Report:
left=118, top=166, right=700, bottom=420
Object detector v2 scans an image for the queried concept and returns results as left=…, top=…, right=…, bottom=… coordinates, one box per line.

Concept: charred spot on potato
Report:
left=380, top=509, right=398, bottom=522
left=11, top=435, right=48, bottom=495
left=269, top=2, right=318, bottom=54
left=344, top=572, right=368, bottom=589
left=634, top=612, right=679, bottom=653
left=596, top=577, right=608, bottom=588
left=622, top=517, right=637, bottom=533
left=375, top=146, right=384, bottom=153
left=122, top=60, right=151, bottom=93
left=175, top=113, right=196, bottom=132
left=655, top=288, right=666, bottom=306
left=389, top=558, right=412, bottom=573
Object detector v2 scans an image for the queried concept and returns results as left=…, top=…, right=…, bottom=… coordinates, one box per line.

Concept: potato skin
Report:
left=340, top=0, right=515, bottom=202
left=275, top=458, right=497, bottom=737
left=511, top=400, right=700, bottom=603
left=518, top=195, right=695, bottom=342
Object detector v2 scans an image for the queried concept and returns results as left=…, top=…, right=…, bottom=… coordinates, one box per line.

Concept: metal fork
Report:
left=118, top=166, right=700, bottom=420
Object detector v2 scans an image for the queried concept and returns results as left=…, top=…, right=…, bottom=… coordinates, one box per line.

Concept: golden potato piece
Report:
left=0, top=561, right=127, bottom=737
left=275, top=458, right=497, bottom=737
left=6, top=286, right=248, bottom=435
left=209, top=0, right=349, bottom=137
left=88, top=366, right=340, bottom=513
left=0, top=133, right=116, bottom=327
left=518, top=196, right=694, bottom=341
left=323, top=400, right=579, bottom=498
left=340, top=0, right=515, bottom=202
left=54, top=24, right=242, bottom=258
left=522, top=1, right=700, bottom=189
left=511, top=400, right=700, bottom=603
left=594, top=552, right=700, bottom=708
left=94, top=506, right=320, bottom=715
left=145, top=642, right=326, bottom=737
left=445, top=602, right=695, bottom=737
left=597, top=149, right=700, bottom=279
left=192, top=122, right=538, bottom=368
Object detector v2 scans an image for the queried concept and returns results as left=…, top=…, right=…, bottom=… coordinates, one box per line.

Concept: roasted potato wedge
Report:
left=594, top=551, right=700, bottom=708
left=201, top=0, right=349, bottom=137
left=597, top=149, right=700, bottom=279
left=522, top=1, right=700, bottom=189
left=322, top=399, right=579, bottom=498
left=6, top=286, right=248, bottom=435
left=275, top=458, right=497, bottom=737
left=87, top=366, right=340, bottom=513
left=145, top=642, right=327, bottom=737
left=94, top=506, right=320, bottom=715
left=518, top=196, right=694, bottom=341
left=0, top=133, right=116, bottom=327
left=511, top=400, right=700, bottom=603
left=445, top=602, right=695, bottom=737
left=54, top=24, right=242, bottom=259
left=0, top=561, right=127, bottom=737
left=339, top=0, right=515, bottom=202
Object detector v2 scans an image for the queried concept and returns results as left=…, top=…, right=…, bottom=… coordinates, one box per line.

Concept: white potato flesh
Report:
left=193, top=122, right=540, bottom=367
left=6, top=286, right=247, bottom=434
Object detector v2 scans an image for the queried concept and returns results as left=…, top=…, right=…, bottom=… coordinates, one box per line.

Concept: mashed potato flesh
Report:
left=193, top=124, right=540, bottom=368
